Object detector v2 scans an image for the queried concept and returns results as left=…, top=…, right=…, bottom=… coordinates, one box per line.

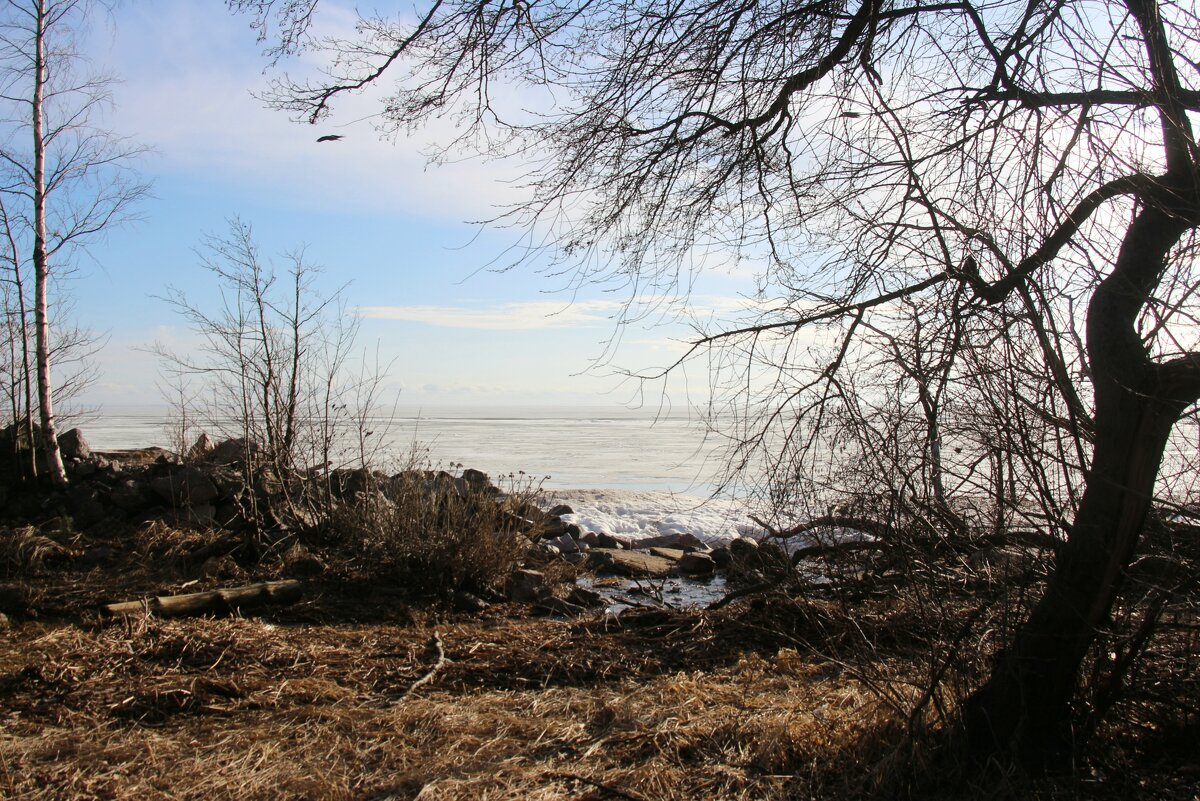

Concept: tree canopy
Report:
left=232, top=0, right=1200, bottom=768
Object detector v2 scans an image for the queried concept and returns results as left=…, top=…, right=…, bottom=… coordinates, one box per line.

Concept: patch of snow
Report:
left=540, top=489, right=764, bottom=546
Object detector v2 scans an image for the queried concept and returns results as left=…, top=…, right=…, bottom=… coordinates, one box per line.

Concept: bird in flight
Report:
left=316, top=134, right=344, bottom=143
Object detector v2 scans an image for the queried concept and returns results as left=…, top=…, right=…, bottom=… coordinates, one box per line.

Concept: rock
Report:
left=729, top=537, right=760, bottom=556
left=283, top=544, right=326, bottom=578
left=461, top=468, right=490, bottom=488
left=67, top=486, right=107, bottom=528
left=189, top=433, right=215, bottom=460
left=539, top=517, right=571, bottom=538
left=561, top=551, right=588, bottom=565
left=547, top=504, right=574, bottom=517
left=544, top=533, right=582, bottom=554
left=70, top=460, right=97, bottom=479
left=504, top=569, right=548, bottom=603
left=710, top=547, right=732, bottom=569
left=208, top=438, right=255, bottom=465
left=151, top=466, right=220, bottom=507
left=199, top=554, right=241, bottom=580
left=567, top=587, right=603, bottom=607
left=57, top=428, right=90, bottom=460
left=110, top=479, right=148, bottom=512
left=565, top=523, right=583, bottom=538
left=81, top=546, right=117, bottom=565
left=579, top=531, right=598, bottom=546
left=595, top=532, right=628, bottom=550
left=679, top=552, right=717, bottom=575
left=587, top=548, right=674, bottom=578
left=453, top=591, right=489, bottom=613
left=631, top=532, right=709, bottom=551
left=649, top=547, right=685, bottom=562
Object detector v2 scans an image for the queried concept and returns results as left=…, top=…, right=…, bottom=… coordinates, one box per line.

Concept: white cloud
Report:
left=356, top=298, right=626, bottom=330
left=98, top=3, right=529, bottom=221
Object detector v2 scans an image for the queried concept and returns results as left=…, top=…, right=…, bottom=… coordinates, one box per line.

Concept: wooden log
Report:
left=102, top=580, right=302, bottom=618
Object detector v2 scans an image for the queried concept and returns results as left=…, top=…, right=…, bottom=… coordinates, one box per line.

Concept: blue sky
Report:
left=52, top=1, right=759, bottom=411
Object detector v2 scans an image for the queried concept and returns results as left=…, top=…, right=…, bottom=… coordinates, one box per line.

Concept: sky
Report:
left=40, top=0, right=759, bottom=413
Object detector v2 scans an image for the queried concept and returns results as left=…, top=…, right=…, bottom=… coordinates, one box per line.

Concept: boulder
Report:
left=151, top=466, right=220, bottom=507
left=57, top=428, right=90, bottom=460
left=543, top=533, right=582, bottom=554
left=67, top=486, right=107, bottom=528
left=546, top=504, right=574, bottom=517
left=649, top=547, right=685, bottom=562
left=631, top=532, right=709, bottom=551
left=208, top=438, right=255, bottom=465
left=504, top=569, right=549, bottom=603
left=710, top=547, right=733, bottom=569
left=595, top=532, right=628, bottom=550
left=453, top=591, right=489, bottom=613
left=729, top=537, right=760, bottom=557
left=189, top=432, right=215, bottom=460
left=110, top=479, right=148, bottom=512
left=283, top=544, right=327, bottom=578
left=587, top=548, right=674, bottom=578
left=679, top=552, right=717, bottom=575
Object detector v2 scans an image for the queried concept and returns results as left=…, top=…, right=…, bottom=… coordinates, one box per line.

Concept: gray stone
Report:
left=208, top=438, right=255, bottom=465
left=283, top=544, right=327, bottom=577
left=67, top=487, right=107, bottom=528
left=504, top=569, right=548, bottom=603
left=57, top=427, right=90, bottom=460
left=729, top=537, right=760, bottom=556
left=71, top=460, right=97, bottom=479
left=586, top=548, right=674, bottom=578
left=595, top=532, right=628, bottom=550
left=679, top=552, right=717, bottom=575
left=649, top=547, right=685, bottom=562
left=544, top=533, right=581, bottom=554
left=453, top=591, right=489, bottom=613
left=110, top=479, right=147, bottom=511
left=189, top=432, right=215, bottom=460
left=151, top=466, right=220, bottom=507
left=631, top=532, right=709, bottom=551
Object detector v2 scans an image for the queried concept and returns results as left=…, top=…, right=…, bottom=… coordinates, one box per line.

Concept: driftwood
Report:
left=102, top=580, right=302, bottom=618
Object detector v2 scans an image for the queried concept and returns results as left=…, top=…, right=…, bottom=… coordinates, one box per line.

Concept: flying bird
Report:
left=316, top=134, right=344, bottom=143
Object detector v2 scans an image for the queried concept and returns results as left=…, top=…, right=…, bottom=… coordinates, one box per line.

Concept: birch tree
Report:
left=0, top=0, right=145, bottom=485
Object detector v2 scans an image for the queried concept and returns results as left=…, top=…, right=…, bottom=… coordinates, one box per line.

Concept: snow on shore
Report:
left=540, top=489, right=764, bottom=546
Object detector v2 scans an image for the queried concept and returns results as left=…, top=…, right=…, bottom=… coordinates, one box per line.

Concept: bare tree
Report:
left=232, top=0, right=1200, bottom=768
left=0, top=0, right=146, bottom=486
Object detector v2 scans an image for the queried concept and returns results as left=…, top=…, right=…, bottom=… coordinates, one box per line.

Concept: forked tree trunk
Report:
left=962, top=199, right=1200, bottom=769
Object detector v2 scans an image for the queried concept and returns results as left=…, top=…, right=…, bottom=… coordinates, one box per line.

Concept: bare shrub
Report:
left=334, top=468, right=545, bottom=599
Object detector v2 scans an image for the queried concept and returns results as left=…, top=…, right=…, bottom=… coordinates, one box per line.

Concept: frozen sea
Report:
left=82, top=404, right=762, bottom=544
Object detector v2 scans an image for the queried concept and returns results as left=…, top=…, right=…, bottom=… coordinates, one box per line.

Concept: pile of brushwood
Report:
left=0, top=443, right=1197, bottom=800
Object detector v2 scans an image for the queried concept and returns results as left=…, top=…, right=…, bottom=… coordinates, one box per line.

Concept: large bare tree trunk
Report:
left=30, top=0, right=66, bottom=488
left=963, top=201, right=1200, bottom=768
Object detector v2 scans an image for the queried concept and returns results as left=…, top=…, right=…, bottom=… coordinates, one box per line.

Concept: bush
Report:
left=334, top=468, right=546, bottom=599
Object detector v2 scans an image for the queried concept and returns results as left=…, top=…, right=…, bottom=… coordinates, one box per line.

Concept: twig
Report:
left=398, top=631, right=446, bottom=700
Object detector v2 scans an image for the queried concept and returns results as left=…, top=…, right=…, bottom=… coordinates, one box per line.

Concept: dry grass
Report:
left=0, top=608, right=906, bottom=801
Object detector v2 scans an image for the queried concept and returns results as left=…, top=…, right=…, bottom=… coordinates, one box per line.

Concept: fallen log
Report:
left=102, top=580, right=302, bottom=618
